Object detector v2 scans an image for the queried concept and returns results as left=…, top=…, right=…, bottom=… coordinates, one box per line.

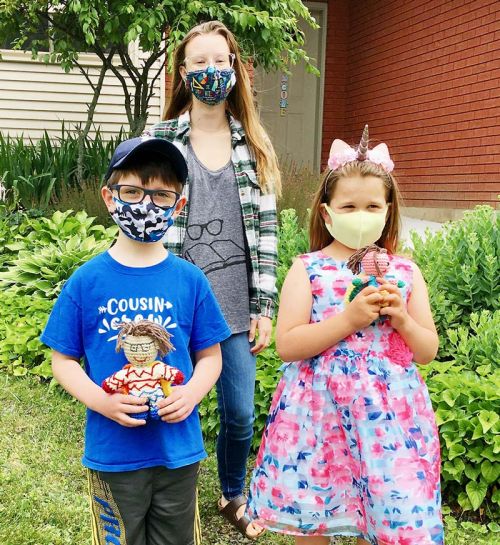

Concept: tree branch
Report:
left=117, top=43, right=140, bottom=83
left=73, top=60, right=96, bottom=90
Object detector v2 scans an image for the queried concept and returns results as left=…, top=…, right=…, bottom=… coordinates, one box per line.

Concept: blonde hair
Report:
left=164, top=21, right=281, bottom=196
left=309, top=161, right=403, bottom=253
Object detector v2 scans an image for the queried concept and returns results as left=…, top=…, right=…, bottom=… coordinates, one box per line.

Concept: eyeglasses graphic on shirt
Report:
left=183, top=53, right=236, bottom=72
left=109, top=185, right=180, bottom=210
left=187, top=219, right=223, bottom=240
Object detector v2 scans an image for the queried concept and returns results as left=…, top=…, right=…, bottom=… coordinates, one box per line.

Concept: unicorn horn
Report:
left=357, top=124, right=369, bottom=161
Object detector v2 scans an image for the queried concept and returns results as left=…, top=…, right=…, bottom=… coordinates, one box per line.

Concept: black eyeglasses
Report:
left=109, top=185, right=180, bottom=209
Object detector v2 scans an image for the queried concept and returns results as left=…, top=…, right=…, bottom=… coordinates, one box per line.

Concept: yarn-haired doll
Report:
left=345, top=244, right=405, bottom=305
left=102, top=320, right=184, bottom=420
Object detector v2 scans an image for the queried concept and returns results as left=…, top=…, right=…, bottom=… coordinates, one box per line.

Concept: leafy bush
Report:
left=0, top=204, right=47, bottom=270
left=276, top=208, right=308, bottom=293
left=0, top=292, right=53, bottom=378
left=411, top=206, right=499, bottom=517
left=0, top=128, right=124, bottom=209
left=411, top=205, right=499, bottom=358
left=0, top=209, right=116, bottom=377
left=418, top=311, right=499, bottom=515
left=0, top=210, right=116, bottom=297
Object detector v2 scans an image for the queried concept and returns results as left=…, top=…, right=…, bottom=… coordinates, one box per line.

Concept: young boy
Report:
left=41, top=136, right=231, bottom=545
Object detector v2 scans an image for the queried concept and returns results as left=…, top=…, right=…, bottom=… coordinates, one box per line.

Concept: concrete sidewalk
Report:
left=400, top=216, right=444, bottom=247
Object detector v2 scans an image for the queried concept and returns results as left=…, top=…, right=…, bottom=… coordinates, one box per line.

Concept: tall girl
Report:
left=145, top=21, right=280, bottom=540
left=247, top=127, right=443, bottom=545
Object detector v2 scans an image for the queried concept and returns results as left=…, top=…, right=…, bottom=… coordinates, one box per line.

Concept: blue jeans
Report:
left=216, top=331, right=256, bottom=500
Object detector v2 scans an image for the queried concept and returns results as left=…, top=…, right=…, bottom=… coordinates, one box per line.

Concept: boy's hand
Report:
left=376, top=280, right=410, bottom=330
left=343, top=285, right=383, bottom=331
left=96, top=393, right=147, bottom=427
left=157, top=385, right=198, bottom=424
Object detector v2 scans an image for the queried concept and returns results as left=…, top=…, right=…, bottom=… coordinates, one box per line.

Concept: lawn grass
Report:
left=0, top=375, right=495, bottom=545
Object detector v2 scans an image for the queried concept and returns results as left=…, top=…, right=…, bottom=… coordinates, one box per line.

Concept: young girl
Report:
left=246, top=128, right=444, bottom=545
left=144, top=21, right=280, bottom=540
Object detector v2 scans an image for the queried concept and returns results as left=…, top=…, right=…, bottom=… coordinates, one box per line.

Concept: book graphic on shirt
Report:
left=101, top=320, right=184, bottom=421
left=184, top=218, right=246, bottom=275
left=97, top=296, right=177, bottom=343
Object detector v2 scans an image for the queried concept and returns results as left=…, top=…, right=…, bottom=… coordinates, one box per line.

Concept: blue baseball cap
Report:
left=105, top=136, right=188, bottom=184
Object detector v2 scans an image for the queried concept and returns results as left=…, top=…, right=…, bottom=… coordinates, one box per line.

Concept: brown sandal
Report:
left=218, top=495, right=265, bottom=540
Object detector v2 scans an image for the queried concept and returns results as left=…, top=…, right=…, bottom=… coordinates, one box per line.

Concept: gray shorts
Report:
left=87, top=463, right=201, bottom=545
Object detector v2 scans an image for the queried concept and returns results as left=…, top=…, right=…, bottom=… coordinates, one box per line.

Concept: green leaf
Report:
left=478, top=410, right=499, bottom=433
left=488, top=522, right=500, bottom=533
left=464, top=464, right=481, bottom=480
left=448, top=443, right=466, bottom=460
left=492, top=488, right=500, bottom=505
left=457, top=491, right=472, bottom=511
left=441, top=389, right=459, bottom=407
left=481, top=460, right=500, bottom=484
left=465, top=479, right=488, bottom=510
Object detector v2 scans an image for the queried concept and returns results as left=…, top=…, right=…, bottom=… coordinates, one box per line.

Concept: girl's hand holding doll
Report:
left=343, top=285, right=384, bottom=331
left=376, top=279, right=410, bottom=330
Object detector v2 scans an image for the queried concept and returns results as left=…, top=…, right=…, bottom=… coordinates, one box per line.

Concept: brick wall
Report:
left=321, top=0, right=350, bottom=168
left=339, top=0, right=500, bottom=209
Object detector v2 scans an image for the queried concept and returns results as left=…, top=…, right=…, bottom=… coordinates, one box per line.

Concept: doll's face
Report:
left=122, top=335, right=158, bottom=367
left=361, top=249, right=390, bottom=276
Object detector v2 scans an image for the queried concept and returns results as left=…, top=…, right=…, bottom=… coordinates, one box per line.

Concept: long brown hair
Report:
left=164, top=21, right=281, bottom=196
left=309, top=161, right=403, bottom=253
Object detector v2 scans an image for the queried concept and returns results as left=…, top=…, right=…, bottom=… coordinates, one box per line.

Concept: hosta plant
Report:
left=0, top=210, right=116, bottom=297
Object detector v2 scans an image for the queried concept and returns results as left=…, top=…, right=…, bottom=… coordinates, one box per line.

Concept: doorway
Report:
left=255, top=3, right=326, bottom=171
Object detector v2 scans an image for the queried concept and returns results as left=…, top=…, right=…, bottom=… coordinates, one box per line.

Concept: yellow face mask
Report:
left=323, top=205, right=388, bottom=250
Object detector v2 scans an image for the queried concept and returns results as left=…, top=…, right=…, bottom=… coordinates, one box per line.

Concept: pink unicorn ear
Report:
left=366, top=143, right=394, bottom=172
left=328, top=139, right=357, bottom=171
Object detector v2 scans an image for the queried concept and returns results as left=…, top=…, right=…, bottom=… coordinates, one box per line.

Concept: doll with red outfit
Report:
left=102, top=320, right=184, bottom=420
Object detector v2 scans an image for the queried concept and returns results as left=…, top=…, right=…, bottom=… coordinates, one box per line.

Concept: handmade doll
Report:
left=102, top=320, right=184, bottom=420
left=345, top=244, right=405, bottom=305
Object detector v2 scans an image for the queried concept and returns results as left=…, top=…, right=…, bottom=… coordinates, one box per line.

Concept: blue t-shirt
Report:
left=41, top=251, right=231, bottom=472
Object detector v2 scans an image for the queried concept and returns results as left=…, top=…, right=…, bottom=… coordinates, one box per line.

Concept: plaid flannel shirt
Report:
left=144, top=111, right=277, bottom=319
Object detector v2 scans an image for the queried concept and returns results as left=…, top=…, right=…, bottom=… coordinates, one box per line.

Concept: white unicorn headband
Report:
left=327, top=125, right=394, bottom=173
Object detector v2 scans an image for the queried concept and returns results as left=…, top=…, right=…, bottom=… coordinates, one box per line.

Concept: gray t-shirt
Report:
left=182, top=143, right=250, bottom=333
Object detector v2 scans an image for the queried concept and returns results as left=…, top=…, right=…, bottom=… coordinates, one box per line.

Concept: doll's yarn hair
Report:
left=347, top=244, right=388, bottom=275
left=116, top=320, right=174, bottom=357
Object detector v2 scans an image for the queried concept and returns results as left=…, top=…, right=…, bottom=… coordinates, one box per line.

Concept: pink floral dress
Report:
left=247, top=251, right=443, bottom=545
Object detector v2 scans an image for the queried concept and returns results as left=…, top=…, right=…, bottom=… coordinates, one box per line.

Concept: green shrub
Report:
left=411, top=206, right=499, bottom=516
left=418, top=310, right=499, bottom=515
left=276, top=208, right=308, bottom=293
left=0, top=292, right=53, bottom=378
left=0, top=204, right=47, bottom=270
left=411, top=205, right=499, bottom=358
left=0, top=210, right=116, bottom=297
left=0, top=128, right=124, bottom=209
